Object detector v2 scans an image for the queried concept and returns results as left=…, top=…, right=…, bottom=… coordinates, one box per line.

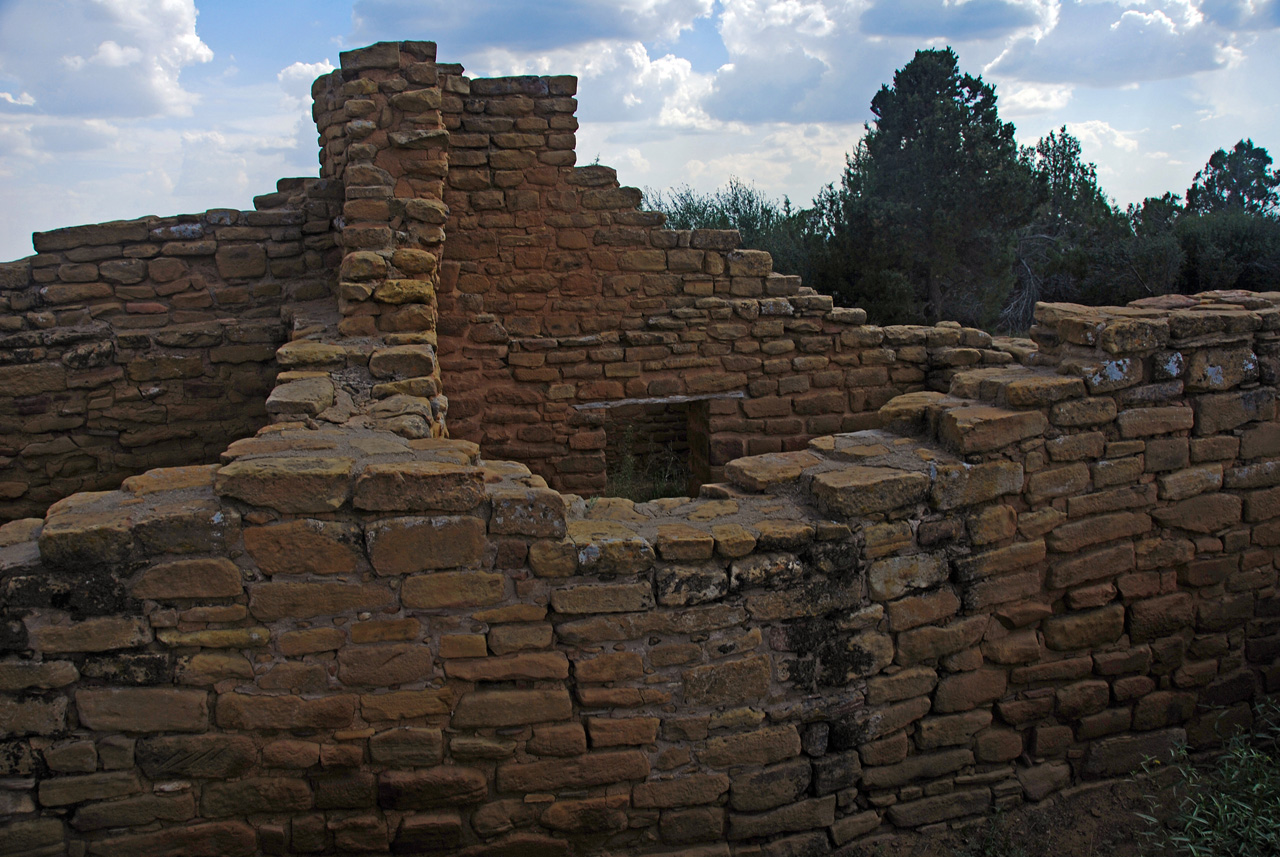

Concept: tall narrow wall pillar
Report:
left=310, top=40, right=450, bottom=437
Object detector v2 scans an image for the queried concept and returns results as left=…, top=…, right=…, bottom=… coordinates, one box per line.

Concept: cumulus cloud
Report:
left=860, top=0, right=1048, bottom=41
left=988, top=0, right=1232, bottom=85
left=0, top=0, right=213, bottom=118
left=999, top=82, right=1076, bottom=115
left=351, top=0, right=713, bottom=52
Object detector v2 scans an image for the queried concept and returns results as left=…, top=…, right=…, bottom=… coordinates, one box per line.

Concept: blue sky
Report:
left=1, top=0, right=1278, bottom=261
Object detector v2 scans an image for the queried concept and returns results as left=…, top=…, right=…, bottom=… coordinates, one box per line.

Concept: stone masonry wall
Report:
left=428, top=73, right=1011, bottom=495
left=3, top=38, right=1280, bottom=857
left=0, top=180, right=341, bottom=522
left=2, top=288, right=1279, bottom=857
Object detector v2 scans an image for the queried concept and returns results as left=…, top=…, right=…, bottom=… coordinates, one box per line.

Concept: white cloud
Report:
left=1069, top=118, right=1141, bottom=151
left=988, top=0, right=1232, bottom=85
left=0, top=0, right=213, bottom=118
left=351, top=0, right=714, bottom=52
left=1000, top=82, right=1075, bottom=114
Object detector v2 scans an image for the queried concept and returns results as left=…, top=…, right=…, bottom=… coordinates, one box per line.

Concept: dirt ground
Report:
left=843, top=771, right=1175, bottom=857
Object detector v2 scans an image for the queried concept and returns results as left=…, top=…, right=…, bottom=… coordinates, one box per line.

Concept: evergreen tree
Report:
left=810, top=48, right=1035, bottom=326
left=1004, top=127, right=1127, bottom=329
left=1186, top=139, right=1280, bottom=216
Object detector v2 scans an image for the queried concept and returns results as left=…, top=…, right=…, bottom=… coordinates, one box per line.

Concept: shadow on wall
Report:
left=0, top=180, right=342, bottom=522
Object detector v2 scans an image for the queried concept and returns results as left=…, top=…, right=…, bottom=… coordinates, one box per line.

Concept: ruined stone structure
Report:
left=1, top=40, right=1279, bottom=857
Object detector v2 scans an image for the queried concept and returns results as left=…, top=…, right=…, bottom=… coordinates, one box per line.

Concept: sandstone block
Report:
left=1049, top=543, right=1134, bottom=589
left=1026, top=463, right=1090, bottom=504
left=369, top=728, right=444, bottom=767
left=401, top=571, right=505, bottom=609
left=38, top=771, right=141, bottom=807
left=933, top=669, right=1007, bottom=713
left=588, top=716, right=660, bottom=747
left=1042, top=603, right=1125, bottom=651
left=633, top=773, right=729, bottom=808
left=249, top=581, right=392, bottom=621
left=1133, top=690, right=1197, bottom=730
left=337, top=644, right=434, bottom=686
left=215, top=457, right=353, bottom=513
left=866, top=666, right=938, bottom=705
left=1017, top=762, right=1071, bottom=801
left=360, top=689, right=455, bottom=722
left=76, top=688, right=208, bottom=733
left=575, top=652, right=644, bottom=683
left=568, top=520, right=655, bottom=575
left=216, top=694, right=357, bottom=730
left=496, top=750, right=650, bottom=792
left=931, top=461, right=1024, bottom=510
left=530, top=723, right=588, bottom=757
left=1151, top=493, right=1243, bottom=533
left=1129, top=593, right=1195, bottom=642
left=700, top=726, right=800, bottom=768
left=379, top=767, right=487, bottom=809
left=726, top=451, right=820, bottom=492
left=811, top=750, right=861, bottom=796
left=683, top=656, right=771, bottom=706
left=452, top=688, right=573, bottom=728
left=0, top=819, right=64, bottom=857
left=728, top=795, right=835, bottom=841
left=861, top=748, right=973, bottom=789
left=886, top=788, right=989, bottom=827
left=1051, top=396, right=1117, bottom=427
left=886, top=589, right=960, bottom=632
left=543, top=794, right=630, bottom=834
left=201, top=777, right=311, bottom=816
left=354, top=462, right=485, bottom=513
left=953, top=540, right=1045, bottom=581
left=445, top=652, right=569, bottom=682
left=85, top=820, right=256, bottom=857
left=487, top=486, right=569, bottom=539
left=1117, top=406, right=1194, bottom=437
left=370, top=344, right=436, bottom=378
left=940, top=406, right=1046, bottom=453
left=656, top=562, right=729, bottom=607
left=895, top=616, right=986, bottom=665
left=1046, top=512, right=1151, bottom=553
left=657, top=523, right=716, bottom=560
left=0, top=659, right=78, bottom=691
left=917, top=710, right=992, bottom=749
left=136, top=734, right=256, bottom=778
left=215, top=244, right=267, bottom=279
left=70, top=792, right=195, bottom=831
left=1082, top=728, right=1184, bottom=776
left=835, top=696, right=931, bottom=746
left=811, top=466, right=929, bottom=516
left=1193, top=388, right=1275, bottom=435
left=32, top=617, right=150, bottom=653
left=869, top=553, right=947, bottom=601
left=551, top=582, right=654, bottom=613
left=366, top=515, right=487, bottom=574
left=528, top=538, right=578, bottom=577
left=131, top=558, right=242, bottom=600
left=394, top=812, right=463, bottom=854
left=488, top=622, right=553, bottom=655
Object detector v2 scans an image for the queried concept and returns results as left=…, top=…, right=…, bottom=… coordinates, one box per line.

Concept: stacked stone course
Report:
left=1, top=38, right=1279, bottom=857
left=0, top=180, right=341, bottom=520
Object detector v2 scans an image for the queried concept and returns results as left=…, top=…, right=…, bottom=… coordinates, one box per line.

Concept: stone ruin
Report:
left=0, top=38, right=1278, bottom=857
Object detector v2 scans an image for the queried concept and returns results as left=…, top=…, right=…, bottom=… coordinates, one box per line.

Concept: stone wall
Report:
left=0, top=180, right=340, bottom=521
left=2, top=288, right=1279, bottom=856
left=2, top=38, right=1280, bottom=857
left=426, top=71, right=1011, bottom=495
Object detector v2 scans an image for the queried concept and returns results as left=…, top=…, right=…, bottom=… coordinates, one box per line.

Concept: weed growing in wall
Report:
left=604, top=424, right=690, bottom=502
left=1136, top=698, right=1280, bottom=857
